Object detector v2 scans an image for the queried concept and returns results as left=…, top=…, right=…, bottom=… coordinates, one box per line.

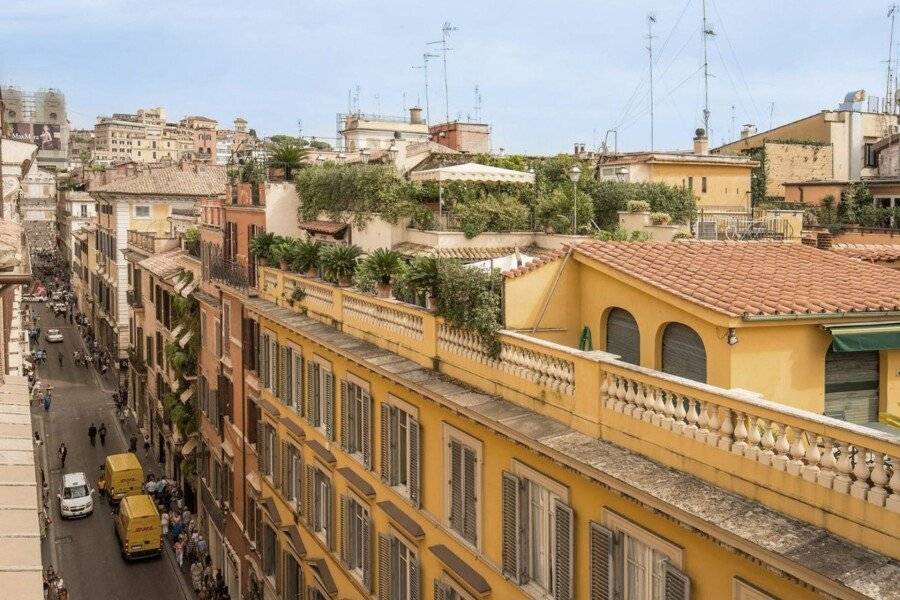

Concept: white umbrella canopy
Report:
left=408, top=162, right=535, bottom=184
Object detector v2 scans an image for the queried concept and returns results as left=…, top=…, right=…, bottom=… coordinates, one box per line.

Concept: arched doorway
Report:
left=661, top=323, right=707, bottom=383
left=606, top=308, right=640, bottom=365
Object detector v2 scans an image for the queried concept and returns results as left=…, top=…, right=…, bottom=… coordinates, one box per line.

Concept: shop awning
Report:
left=181, top=437, right=198, bottom=457
left=824, top=321, right=900, bottom=352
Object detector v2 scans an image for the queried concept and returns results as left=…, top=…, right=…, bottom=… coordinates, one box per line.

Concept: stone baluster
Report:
left=816, top=437, right=836, bottom=489
left=730, top=411, right=748, bottom=455
left=660, top=391, right=676, bottom=431
left=833, top=441, right=853, bottom=494
left=867, top=452, right=889, bottom=507
left=745, top=417, right=763, bottom=461
left=694, top=401, right=710, bottom=444
left=639, top=384, right=653, bottom=423
left=614, top=377, right=628, bottom=413
left=771, top=425, right=791, bottom=472
left=683, top=397, right=700, bottom=439
left=887, top=457, right=900, bottom=513
left=716, top=407, right=733, bottom=451
left=849, top=446, right=871, bottom=500
left=801, top=434, right=821, bottom=483
left=651, top=388, right=666, bottom=427
left=705, top=404, right=721, bottom=447
left=758, top=420, right=776, bottom=466
left=671, top=395, right=687, bottom=435
left=786, top=428, right=806, bottom=477
left=600, top=373, right=612, bottom=408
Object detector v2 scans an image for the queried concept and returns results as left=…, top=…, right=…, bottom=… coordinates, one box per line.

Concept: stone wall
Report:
left=763, top=141, right=833, bottom=198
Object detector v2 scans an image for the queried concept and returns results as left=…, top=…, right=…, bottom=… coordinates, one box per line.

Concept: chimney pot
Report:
left=409, top=107, right=423, bottom=125
left=693, top=129, right=709, bottom=155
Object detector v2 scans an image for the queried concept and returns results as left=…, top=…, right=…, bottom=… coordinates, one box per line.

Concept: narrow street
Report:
left=30, top=302, right=189, bottom=600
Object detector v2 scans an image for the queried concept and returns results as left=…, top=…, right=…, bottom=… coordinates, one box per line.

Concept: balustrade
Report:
left=342, top=295, right=423, bottom=341
left=601, top=372, right=899, bottom=512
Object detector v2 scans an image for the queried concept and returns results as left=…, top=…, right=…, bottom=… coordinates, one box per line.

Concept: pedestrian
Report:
left=87, top=423, right=97, bottom=446
left=43, top=393, right=51, bottom=412
left=129, top=434, right=137, bottom=453
left=57, top=443, right=67, bottom=469
left=98, top=423, right=107, bottom=447
left=174, top=535, right=184, bottom=567
left=161, top=511, right=170, bottom=537
left=33, top=431, right=42, bottom=447
left=143, top=433, right=151, bottom=456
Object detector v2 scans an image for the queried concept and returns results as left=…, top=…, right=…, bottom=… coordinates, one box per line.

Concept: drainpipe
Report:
left=742, top=310, right=900, bottom=322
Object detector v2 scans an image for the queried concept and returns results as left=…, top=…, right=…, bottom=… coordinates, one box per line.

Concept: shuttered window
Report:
left=283, top=551, right=303, bottom=600
left=292, top=350, right=304, bottom=416
left=433, top=578, right=470, bottom=600
left=260, top=332, right=271, bottom=389
left=381, top=401, right=421, bottom=506
left=501, top=469, right=574, bottom=599
left=378, top=532, right=419, bottom=600
left=340, top=378, right=372, bottom=469
left=445, top=428, right=479, bottom=546
left=606, top=308, right=640, bottom=365
left=340, top=494, right=372, bottom=590
left=306, top=361, right=335, bottom=439
left=661, top=323, right=707, bottom=383
left=308, top=466, right=333, bottom=549
left=281, top=443, right=302, bottom=511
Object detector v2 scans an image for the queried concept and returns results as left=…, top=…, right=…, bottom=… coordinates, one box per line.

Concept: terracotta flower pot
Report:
left=376, top=283, right=392, bottom=298
left=305, top=267, right=318, bottom=278
left=338, top=277, right=352, bottom=288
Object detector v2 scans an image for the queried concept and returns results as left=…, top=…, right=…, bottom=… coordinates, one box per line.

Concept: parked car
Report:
left=58, top=472, right=94, bottom=519
left=45, top=329, right=64, bottom=343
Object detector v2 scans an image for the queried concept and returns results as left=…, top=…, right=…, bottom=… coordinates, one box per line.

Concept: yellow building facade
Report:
left=221, top=260, right=899, bottom=600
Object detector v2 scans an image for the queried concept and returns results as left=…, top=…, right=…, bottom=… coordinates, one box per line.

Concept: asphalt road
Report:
left=30, top=302, right=189, bottom=600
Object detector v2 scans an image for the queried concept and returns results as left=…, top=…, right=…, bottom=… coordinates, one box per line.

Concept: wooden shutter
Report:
left=502, top=471, right=524, bottom=583
left=306, top=362, right=316, bottom=425
left=340, top=380, right=350, bottom=451
left=278, top=441, right=288, bottom=493
left=589, top=522, right=614, bottom=600
left=361, top=390, right=371, bottom=469
left=362, top=512, right=372, bottom=592
left=295, top=353, right=305, bottom=417
left=325, top=478, right=334, bottom=550
left=463, top=446, right=477, bottom=544
left=409, top=553, right=420, bottom=600
left=278, top=345, right=286, bottom=400
left=295, top=451, right=305, bottom=516
left=433, top=580, right=451, bottom=600
left=664, top=561, right=691, bottom=600
left=256, top=420, right=266, bottom=473
left=339, top=494, right=349, bottom=565
left=261, top=333, right=269, bottom=389
left=324, top=371, right=335, bottom=441
left=303, top=465, right=314, bottom=525
left=553, top=499, right=574, bottom=600
left=409, top=417, right=420, bottom=508
left=378, top=533, right=391, bottom=600
left=380, top=404, right=391, bottom=483
left=449, top=440, right=462, bottom=532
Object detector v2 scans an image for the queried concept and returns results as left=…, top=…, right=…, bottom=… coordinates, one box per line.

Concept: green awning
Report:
left=825, top=322, right=900, bottom=352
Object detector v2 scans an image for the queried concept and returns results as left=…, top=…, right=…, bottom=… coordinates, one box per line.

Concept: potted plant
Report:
left=626, top=200, right=651, bottom=213
left=284, top=286, right=306, bottom=307
left=403, top=256, right=440, bottom=309
left=650, top=212, right=672, bottom=225
left=320, top=243, right=363, bottom=287
left=361, top=248, right=405, bottom=298
left=270, top=237, right=300, bottom=271
left=249, top=232, right=277, bottom=266
left=292, top=239, right=322, bottom=277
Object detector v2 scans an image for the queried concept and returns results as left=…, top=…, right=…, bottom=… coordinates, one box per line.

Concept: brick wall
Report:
left=764, top=142, right=833, bottom=198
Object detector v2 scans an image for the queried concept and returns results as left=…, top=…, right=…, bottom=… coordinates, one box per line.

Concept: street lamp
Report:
left=568, top=165, right=581, bottom=234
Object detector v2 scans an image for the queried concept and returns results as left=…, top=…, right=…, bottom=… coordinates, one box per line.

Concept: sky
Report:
left=0, top=0, right=896, bottom=154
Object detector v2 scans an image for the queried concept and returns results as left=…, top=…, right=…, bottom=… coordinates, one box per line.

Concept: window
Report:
left=256, top=419, right=278, bottom=482
left=340, top=377, right=372, bottom=468
left=306, top=360, right=335, bottom=439
left=444, top=426, right=480, bottom=546
left=381, top=397, right=421, bottom=506
left=283, top=551, right=303, bottom=600
left=605, top=308, right=640, bottom=366
left=701, top=177, right=707, bottom=193
left=589, top=511, right=688, bottom=600
left=259, top=331, right=271, bottom=389
left=279, top=442, right=303, bottom=513
left=865, top=143, right=878, bottom=168
left=80, top=204, right=87, bottom=217
left=215, top=319, right=222, bottom=359
left=501, top=464, right=573, bottom=598
left=262, top=523, right=278, bottom=578
left=661, top=322, right=707, bottom=383
left=378, top=532, right=418, bottom=600
left=306, top=465, right=333, bottom=549
left=134, top=205, right=150, bottom=218
left=433, top=577, right=475, bottom=600
left=733, top=579, right=777, bottom=600
left=687, top=177, right=693, bottom=190
left=340, top=494, right=372, bottom=589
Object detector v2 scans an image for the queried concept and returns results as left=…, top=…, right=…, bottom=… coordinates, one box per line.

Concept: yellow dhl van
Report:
left=104, top=453, right=143, bottom=503
left=115, top=494, right=161, bottom=560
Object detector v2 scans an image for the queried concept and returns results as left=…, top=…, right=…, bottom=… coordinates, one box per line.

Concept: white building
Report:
left=339, top=108, right=430, bottom=151
left=57, top=190, right=96, bottom=265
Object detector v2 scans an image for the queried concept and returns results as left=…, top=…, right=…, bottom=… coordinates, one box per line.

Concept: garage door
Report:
left=606, top=308, right=640, bottom=365
left=825, top=350, right=880, bottom=424
left=661, top=323, right=707, bottom=383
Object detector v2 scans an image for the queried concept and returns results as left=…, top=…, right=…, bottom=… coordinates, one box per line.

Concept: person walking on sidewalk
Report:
left=57, top=443, right=67, bottom=469
left=128, top=434, right=138, bottom=453
left=87, top=423, right=97, bottom=447
left=143, top=433, right=151, bottom=456
left=98, top=423, right=107, bottom=447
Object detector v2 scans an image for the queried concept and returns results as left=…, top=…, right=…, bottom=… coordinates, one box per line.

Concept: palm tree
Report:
left=267, top=140, right=309, bottom=180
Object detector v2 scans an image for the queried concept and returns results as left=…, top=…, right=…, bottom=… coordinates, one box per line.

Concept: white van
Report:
left=58, top=472, right=94, bottom=518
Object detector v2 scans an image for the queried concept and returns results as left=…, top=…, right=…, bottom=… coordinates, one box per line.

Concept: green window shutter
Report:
left=501, top=471, right=523, bottom=582
left=408, top=417, right=420, bottom=508
left=589, top=522, right=614, bottom=600
left=553, top=499, right=574, bottom=600
left=340, top=379, right=350, bottom=452
left=664, top=561, right=691, bottom=600
left=378, top=533, right=391, bottom=600
left=462, top=446, right=477, bottom=544
left=380, top=404, right=391, bottom=483
left=449, top=440, right=462, bottom=533
left=324, top=371, right=335, bottom=441
left=279, top=441, right=289, bottom=494
left=361, top=390, right=372, bottom=470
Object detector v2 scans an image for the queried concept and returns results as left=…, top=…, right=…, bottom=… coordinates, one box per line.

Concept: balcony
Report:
left=209, top=251, right=251, bottom=292
left=127, top=229, right=180, bottom=254
left=127, top=289, right=143, bottom=309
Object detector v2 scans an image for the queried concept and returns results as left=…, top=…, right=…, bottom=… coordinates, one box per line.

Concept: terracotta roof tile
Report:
left=91, top=164, right=226, bottom=196
left=394, top=242, right=550, bottom=261
left=503, top=247, right=567, bottom=277
left=831, top=243, right=900, bottom=263
left=298, top=220, right=348, bottom=235
left=572, top=240, right=900, bottom=318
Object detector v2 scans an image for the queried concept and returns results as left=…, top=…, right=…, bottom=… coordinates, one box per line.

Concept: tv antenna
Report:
left=429, top=21, right=459, bottom=125
left=887, top=4, right=897, bottom=112
left=701, top=0, right=716, bottom=135
left=297, top=119, right=303, bottom=142
left=473, top=84, right=482, bottom=122
left=412, top=52, right=439, bottom=124
left=646, top=13, right=657, bottom=150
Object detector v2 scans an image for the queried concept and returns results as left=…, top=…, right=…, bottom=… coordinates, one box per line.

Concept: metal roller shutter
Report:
left=825, top=350, right=879, bottom=424
left=606, top=308, right=640, bottom=365
left=661, top=323, right=707, bottom=383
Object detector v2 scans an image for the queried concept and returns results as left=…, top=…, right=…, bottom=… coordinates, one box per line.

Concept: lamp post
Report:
left=568, top=165, right=581, bottom=234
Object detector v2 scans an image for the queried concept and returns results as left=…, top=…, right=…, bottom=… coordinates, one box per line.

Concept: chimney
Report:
left=740, top=124, right=757, bottom=139
left=409, top=107, right=423, bottom=125
left=693, top=128, right=709, bottom=155
left=816, top=231, right=833, bottom=251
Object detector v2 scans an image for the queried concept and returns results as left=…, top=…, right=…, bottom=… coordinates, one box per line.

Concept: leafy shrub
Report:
left=435, top=260, right=503, bottom=356
left=360, top=248, right=405, bottom=286
left=398, top=256, right=440, bottom=298
left=291, top=239, right=322, bottom=273
left=320, top=244, right=363, bottom=284
left=453, top=193, right=530, bottom=238
left=627, top=200, right=651, bottom=213
left=649, top=212, right=672, bottom=225
left=534, top=188, right=594, bottom=234
left=270, top=237, right=301, bottom=267
left=672, top=232, right=694, bottom=240
left=592, top=228, right=651, bottom=241
left=249, top=232, right=278, bottom=262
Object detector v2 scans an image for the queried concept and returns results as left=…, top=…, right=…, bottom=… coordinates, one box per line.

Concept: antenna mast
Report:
left=888, top=4, right=897, bottom=112
left=647, top=14, right=657, bottom=150
left=701, top=0, right=715, bottom=135
left=429, top=22, right=458, bottom=125
left=412, top=53, right=439, bottom=125
left=474, top=84, right=482, bottom=122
